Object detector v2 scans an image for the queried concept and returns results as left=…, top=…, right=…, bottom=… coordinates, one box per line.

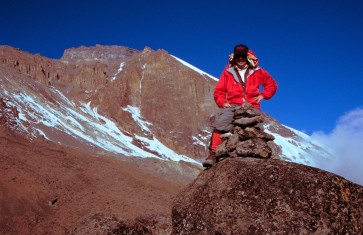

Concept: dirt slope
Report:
left=0, top=127, right=200, bottom=234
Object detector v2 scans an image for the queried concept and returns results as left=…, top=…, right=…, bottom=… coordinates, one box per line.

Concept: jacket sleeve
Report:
left=260, top=69, right=278, bottom=100
left=214, top=71, right=228, bottom=108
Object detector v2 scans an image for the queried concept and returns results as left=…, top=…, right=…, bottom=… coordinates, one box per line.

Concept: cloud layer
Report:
left=311, top=108, right=363, bottom=186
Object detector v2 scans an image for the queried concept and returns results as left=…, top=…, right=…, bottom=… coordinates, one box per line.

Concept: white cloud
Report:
left=311, top=108, right=363, bottom=186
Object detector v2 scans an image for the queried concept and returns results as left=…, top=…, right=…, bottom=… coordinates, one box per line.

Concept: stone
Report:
left=235, top=138, right=272, bottom=158
left=234, top=106, right=262, bottom=119
left=172, top=158, right=363, bottom=235
left=225, top=134, right=240, bottom=152
left=215, top=141, right=228, bottom=157
left=220, top=132, right=233, bottom=140
left=234, top=116, right=264, bottom=127
left=244, top=126, right=275, bottom=141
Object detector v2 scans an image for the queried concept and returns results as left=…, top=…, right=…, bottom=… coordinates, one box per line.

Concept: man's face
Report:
left=234, top=54, right=247, bottom=69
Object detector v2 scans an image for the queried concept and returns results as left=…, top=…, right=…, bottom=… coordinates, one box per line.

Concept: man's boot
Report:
left=202, top=151, right=218, bottom=168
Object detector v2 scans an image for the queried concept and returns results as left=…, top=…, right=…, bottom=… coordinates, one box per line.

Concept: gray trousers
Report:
left=214, top=106, right=240, bottom=132
left=214, top=105, right=264, bottom=132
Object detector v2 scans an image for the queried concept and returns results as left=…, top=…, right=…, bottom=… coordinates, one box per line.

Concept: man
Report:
left=202, top=44, right=278, bottom=168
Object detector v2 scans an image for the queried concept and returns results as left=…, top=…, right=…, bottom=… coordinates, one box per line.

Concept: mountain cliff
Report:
left=0, top=45, right=219, bottom=162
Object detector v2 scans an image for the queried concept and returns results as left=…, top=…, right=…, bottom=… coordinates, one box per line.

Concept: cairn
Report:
left=215, top=103, right=275, bottom=160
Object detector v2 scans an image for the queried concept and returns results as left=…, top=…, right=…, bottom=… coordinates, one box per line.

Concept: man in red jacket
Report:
left=202, top=44, right=278, bottom=168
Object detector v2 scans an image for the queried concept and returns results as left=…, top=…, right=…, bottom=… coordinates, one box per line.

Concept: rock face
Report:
left=0, top=45, right=219, bottom=160
left=172, top=158, right=363, bottom=234
left=0, top=98, right=19, bottom=127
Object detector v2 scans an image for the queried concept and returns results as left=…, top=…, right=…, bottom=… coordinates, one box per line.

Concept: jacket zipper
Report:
left=234, top=67, right=249, bottom=103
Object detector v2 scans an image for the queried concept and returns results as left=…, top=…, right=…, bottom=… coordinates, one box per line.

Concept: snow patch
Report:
left=135, top=135, right=199, bottom=164
left=171, top=55, right=218, bottom=81
left=111, top=62, right=125, bottom=81
left=264, top=123, right=333, bottom=167
left=122, top=105, right=152, bottom=133
left=122, top=105, right=199, bottom=163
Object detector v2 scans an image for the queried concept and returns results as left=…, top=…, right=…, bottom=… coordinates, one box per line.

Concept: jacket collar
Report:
left=227, top=66, right=260, bottom=83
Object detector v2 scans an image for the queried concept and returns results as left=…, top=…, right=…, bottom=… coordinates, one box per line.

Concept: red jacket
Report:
left=214, top=66, right=277, bottom=109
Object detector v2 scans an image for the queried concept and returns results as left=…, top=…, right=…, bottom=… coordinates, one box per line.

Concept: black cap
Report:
left=234, top=44, right=249, bottom=56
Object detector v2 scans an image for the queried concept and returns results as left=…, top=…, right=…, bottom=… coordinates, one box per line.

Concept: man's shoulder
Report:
left=225, top=66, right=235, bottom=74
left=251, top=66, right=269, bottom=75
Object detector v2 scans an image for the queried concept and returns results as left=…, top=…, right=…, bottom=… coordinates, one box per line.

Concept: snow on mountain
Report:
left=264, top=123, right=334, bottom=168
left=171, top=55, right=218, bottom=81
left=0, top=74, right=198, bottom=164
left=111, top=62, right=125, bottom=81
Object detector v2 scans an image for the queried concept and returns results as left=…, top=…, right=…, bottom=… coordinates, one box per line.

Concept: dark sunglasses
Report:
left=234, top=54, right=247, bottom=59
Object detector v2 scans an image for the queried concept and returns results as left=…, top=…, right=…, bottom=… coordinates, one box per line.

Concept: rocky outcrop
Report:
left=0, top=46, right=63, bottom=86
left=61, top=44, right=138, bottom=61
left=172, top=158, right=363, bottom=234
left=0, top=45, right=138, bottom=101
left=0, top=97, right=19, bottom=128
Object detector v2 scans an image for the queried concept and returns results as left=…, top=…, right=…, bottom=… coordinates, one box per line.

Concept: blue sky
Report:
left=1, top=0, right=363, bottom=135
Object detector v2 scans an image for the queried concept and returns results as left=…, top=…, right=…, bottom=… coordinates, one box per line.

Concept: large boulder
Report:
left=172, top=158, right=363, bottom=234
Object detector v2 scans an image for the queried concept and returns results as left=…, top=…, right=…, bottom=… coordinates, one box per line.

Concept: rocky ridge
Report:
left=61, top=44, right=138, bottom=62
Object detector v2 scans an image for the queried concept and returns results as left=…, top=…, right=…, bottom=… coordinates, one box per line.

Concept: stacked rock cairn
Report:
left=215, top=102, right=275, bottom=160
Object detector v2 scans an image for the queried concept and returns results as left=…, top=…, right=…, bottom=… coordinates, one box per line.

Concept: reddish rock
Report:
left=0, top=98, right=19, bottom=127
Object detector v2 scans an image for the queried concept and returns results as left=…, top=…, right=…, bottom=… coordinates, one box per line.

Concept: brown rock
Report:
left=234, top=106, right=262, bottom=119
left=172, top=158, right=363, bottom=235
left=225, top=134, right=240, bottom=152
left=236, top=102, right=253, bottom=113
left=234, top=116, right=264, bottom=127
left=215, top=141, right=228, bottom=157
left=243, top=126, right=275, bottom=141
left=235, top=138, right=272, bottom=158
